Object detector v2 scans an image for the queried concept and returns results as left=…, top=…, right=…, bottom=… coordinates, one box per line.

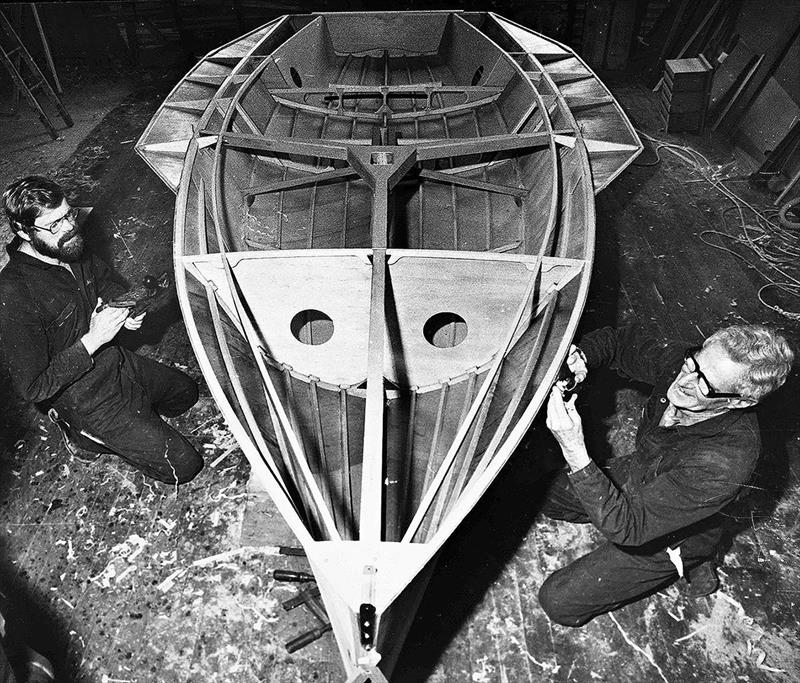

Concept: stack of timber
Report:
left=136, top=11, right=641, bottom=681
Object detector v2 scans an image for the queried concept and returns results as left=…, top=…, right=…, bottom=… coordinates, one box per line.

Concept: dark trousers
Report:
left=60, top=352, right=203, bottom=484
left=537, top=468, right=718, bottom=627
left=0, top=639, right=15, bottom=683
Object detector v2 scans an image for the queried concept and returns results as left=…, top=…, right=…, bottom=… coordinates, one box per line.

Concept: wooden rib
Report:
left=234, top=103, right=260, bottom=134
left=308, top=377, right=338, bottom=528
left=471, top=110, right=493, bottom=251
left=425, top=63, right=457, bottom=253
left=396, top=386, right=418, bottom=539
left=326, top=57, right=354, bottom=249
left=165, top=99, right=214, bottom=115
left=197, top=176, right=208, bottom=255
left=308, top=182, right=317, bottom=248
left=280, top=365, right=304, bottom=439
left=401, top=268, right=539, bottom=544
left=563, top=94, right=615, bottom=112
left=426, top=370, right=477, bottom=533
left=421, top=383, right=450, bottom=496
left=185, top=72, right=248, bottom=87
left=582, top=139, right=641, bottom=155
left=492, top=240, right=523, bottom=253
left=439, top=370, right=501, bottom=522
left=547, top=71, right=593, bottom=86
left=401, top=55, right=424, bottom=249
left=338, top=386, right=354, bottom=540
left=417, top=168, right=526, bottom=198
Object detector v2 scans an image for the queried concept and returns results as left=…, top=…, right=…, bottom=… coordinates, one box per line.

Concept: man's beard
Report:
left=31, top=227, right=84, bottom=263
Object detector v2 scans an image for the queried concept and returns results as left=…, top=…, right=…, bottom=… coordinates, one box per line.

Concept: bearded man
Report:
left=0, top=176, right=203, bottom=484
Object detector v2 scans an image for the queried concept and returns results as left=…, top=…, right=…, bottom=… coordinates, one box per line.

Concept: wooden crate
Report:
left=659, top=56, right=713, bottom=133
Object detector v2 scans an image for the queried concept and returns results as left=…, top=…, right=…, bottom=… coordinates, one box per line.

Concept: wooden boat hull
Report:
left=137, top=11, right=641, bottom=680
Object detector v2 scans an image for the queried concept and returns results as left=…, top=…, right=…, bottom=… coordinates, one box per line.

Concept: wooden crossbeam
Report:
left=210, top=131, right=350, bottom=160
left=243, top=168, right=358, bottom=198
left=268, top=82, right=501, bottom=96
left=547, top=73, right=594, bottom=87
left=415, top=132, right=553, bottom=161
left=417, top=168, right=527, bottom=198
left=271, top=92, right=503, bottom=122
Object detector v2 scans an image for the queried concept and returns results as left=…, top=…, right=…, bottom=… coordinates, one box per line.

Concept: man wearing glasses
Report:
left=539, top=324, right=793, bottom=626
left=0, top=175, right=203, bottom=485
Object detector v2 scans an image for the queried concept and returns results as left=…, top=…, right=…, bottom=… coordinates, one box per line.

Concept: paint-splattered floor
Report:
left=0, top=62, right=798, bottom=683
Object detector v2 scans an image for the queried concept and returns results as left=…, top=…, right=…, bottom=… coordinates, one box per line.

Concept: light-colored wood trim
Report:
left=359, top=248, right=387, bottom=541
left=308, top=377, right=337, bottom=526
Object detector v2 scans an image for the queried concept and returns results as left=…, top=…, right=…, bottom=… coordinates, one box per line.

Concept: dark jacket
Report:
left=0, top=238, right=125, bottom=414
left=570, top=326, right=760, bottom=548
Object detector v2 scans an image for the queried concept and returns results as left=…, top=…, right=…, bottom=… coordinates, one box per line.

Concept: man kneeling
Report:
left=540, top=325, right=793, bottom=626
left=0, top=175, right=203, bottom=485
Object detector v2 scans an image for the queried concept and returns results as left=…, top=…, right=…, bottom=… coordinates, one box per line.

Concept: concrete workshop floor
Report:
left=0, top=60, right=799, bottom=683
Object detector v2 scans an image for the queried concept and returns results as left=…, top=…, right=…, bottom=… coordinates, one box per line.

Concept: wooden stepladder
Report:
left=0, top=8, right=72, bottom=140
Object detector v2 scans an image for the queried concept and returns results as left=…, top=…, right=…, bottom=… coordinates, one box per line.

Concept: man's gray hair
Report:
left=704, top=325, right=794, bottom=401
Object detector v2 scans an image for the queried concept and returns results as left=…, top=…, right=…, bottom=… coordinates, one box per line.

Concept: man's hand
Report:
left=565, top=344, right=588, bottom=384
left=80, top=297, right=129, bottom=355
left=123, top=311, right=146, bottom=331
left=546, top=386, right=592, bottom=472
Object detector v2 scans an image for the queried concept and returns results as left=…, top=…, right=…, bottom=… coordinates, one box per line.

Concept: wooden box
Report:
left=659, top=56, right=713, bottom=133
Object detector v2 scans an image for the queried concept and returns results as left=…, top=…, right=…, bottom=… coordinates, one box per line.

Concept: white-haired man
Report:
left=540, top=324, right=794, bottom=626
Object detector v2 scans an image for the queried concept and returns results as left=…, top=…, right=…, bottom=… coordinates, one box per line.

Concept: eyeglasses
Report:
left=683, top=346, right=741, bottom=399
left=33, top=206, right=79, bottom=234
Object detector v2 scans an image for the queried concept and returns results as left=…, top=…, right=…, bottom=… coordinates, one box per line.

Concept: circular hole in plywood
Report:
left=423, top=312, right=467, bottom=348
left=290, top=66, right=303, bottom=87
left=291, top=309, right=333, bottom=345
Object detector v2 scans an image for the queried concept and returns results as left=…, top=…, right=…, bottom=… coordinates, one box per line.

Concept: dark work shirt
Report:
left=0, top=238, right=124, bottom=413
left=569, top=326, right=760, bottom=548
